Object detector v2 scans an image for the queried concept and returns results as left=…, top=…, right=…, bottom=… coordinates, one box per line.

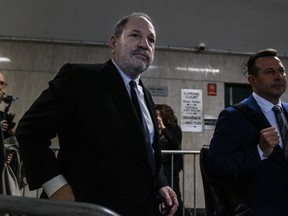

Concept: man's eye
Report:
left=266, top=70, right=274, bottom=74
left=148, top=38, right=155, bottom=44
left=131, top=34, right=139, bottom=38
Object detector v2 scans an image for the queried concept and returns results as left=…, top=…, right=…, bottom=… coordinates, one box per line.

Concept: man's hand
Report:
left=1, top=120, right=9, bottom=131
left=259, top=126, right=280, bottom=157
left=50, top=184, right=75, bottom=201
left=158, top=186, right=179, bottom=216
left=5, top=152, right=14, bottom=164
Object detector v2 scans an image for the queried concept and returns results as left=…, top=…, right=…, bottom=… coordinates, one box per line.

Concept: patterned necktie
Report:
left=129, top=80, right=155, bottom=175
left=272, top=105, right=288, bottom=158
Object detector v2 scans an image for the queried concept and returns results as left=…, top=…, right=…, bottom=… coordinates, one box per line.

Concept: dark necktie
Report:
left=272, top=105, right=288, bottom=158
left=129, top=81, right=143, bottom=125
left=129, top=80, right=155, bottom=175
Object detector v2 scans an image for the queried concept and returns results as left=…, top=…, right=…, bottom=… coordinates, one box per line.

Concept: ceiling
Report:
left=1, top=0, right=288, bottom=55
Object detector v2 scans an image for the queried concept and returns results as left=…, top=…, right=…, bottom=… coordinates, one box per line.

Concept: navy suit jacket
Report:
left=207, top=95, right=288, bottom=216
left=16, top=60, right=167, bottom=216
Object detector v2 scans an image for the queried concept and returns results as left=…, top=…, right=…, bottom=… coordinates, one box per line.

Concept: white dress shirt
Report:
left=253, top=92, right=287, bottom=159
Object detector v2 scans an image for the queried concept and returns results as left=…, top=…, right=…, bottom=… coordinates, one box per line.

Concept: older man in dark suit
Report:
left=16, top=12, right=178, bottom=216
left=207, top=49, right=288, bottom=216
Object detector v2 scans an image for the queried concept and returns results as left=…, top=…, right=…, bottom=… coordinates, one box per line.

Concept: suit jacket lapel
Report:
left=139, top=80, right=161, bottom=173
left=282, top=102, right=288, bottom=120
left=245, top=95, right=288, bottom=160
left=103, top=60, right=160, bottom=175
left=139, top=80, right=158, bottom=142
left=243, top=95, right=271, bottom=129
left=103, top=60, right=140, bottom=127
left=102, top=60, right=147, bottom=146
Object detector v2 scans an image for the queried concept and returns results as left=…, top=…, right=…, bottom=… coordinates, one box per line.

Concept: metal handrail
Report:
left=0, top=194, right=121, bottom=216
left=161, top=150, right=201, bottom=216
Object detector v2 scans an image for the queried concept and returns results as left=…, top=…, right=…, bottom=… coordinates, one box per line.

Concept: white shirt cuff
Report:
left=257, top=144, right=268, bottom=160
left=42, top=174, right=68, bottom=197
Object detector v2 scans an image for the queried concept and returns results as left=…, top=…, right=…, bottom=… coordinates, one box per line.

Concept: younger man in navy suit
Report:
left=208, top=49, right=288, bottom=216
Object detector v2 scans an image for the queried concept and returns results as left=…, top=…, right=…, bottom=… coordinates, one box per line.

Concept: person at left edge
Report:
left=15, top=12, right=178, bottom=216
left=0, top=72, right=16, bottom=140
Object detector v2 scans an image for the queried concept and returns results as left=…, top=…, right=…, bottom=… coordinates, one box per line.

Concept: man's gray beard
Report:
left=123, top=63, right=149, bottom=79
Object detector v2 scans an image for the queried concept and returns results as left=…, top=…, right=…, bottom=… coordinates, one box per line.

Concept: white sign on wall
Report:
left=181, top=89, right=203, bottom=132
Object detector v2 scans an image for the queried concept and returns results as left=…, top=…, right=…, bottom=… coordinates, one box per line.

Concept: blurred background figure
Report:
left=0, top=72, right=16, bottom=140
left=156, top=104, right=188, bottom=216
left=0, top=72, right=5, bottom=176
left=0, top=72, right=25, bottom=196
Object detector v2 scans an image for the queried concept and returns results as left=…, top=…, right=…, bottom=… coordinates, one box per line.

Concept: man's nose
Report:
left=138, top=38, right=149, bottom=49
left=275, top=71, right=286, bottom=79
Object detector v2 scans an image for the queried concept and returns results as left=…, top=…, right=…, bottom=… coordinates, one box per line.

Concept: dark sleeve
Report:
left=161, top=125, right=182, bottom=150
left=15, top=63, right=80, bottom=190
left=157, top=166, right=169, bottom=189
left=207, top=108, right=262, bottom=176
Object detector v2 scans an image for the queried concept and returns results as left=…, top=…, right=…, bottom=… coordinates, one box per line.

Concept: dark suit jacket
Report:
left=16, top=60, right=167, bottom=216
left=207, top=95, right=288, bottom=216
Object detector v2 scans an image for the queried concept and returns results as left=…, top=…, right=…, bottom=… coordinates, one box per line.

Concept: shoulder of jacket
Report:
left=55, top=62, right=111, bottom=81
left=282, top=102, right=288, bottom=112
left=68, top=63, right=105, bottom=74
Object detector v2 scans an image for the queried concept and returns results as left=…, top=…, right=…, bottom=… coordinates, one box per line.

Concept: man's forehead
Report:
left=125, top=16, right=156, bottom=36
left=256, top=56, right=283, bottom=67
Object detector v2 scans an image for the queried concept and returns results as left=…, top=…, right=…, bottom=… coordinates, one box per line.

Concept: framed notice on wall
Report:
left=180, top=89, right=203, bottom=132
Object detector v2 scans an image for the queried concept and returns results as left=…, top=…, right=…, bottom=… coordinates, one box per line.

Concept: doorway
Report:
left=224, top=83, right=252, bottom=107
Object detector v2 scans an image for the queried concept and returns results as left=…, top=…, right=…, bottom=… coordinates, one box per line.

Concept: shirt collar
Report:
left=253, top=92, right=282, bottom=113
left=111, top=59, right=140, bottom=87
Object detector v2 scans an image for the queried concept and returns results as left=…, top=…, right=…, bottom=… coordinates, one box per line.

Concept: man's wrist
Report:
left=42, top=175, right=68, bottom=197
left=257, top=144, right=268, bottom=160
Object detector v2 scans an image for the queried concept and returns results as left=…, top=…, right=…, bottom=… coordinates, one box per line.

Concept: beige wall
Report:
left=1, top=40, right=288, bottom=208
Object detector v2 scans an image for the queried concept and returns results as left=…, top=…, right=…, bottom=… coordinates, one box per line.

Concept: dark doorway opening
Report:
left=225, top=83, right=252, bottom=107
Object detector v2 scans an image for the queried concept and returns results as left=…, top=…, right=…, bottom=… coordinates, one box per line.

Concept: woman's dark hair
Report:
left=155, top=104, right=178, bottom=128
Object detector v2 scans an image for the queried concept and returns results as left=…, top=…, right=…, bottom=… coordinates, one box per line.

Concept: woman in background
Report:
left=156, top=104, right=187, bottom=216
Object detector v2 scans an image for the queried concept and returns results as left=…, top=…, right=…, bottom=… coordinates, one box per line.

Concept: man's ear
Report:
left=109, top=35, right=117, bottom=54
left=248, top=75, right=256, bottom=87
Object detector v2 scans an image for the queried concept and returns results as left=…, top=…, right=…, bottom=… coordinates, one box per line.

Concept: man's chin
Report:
left=272, top=86, right=286, bottom=93
left=133, top=62, right=149, bottom=72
